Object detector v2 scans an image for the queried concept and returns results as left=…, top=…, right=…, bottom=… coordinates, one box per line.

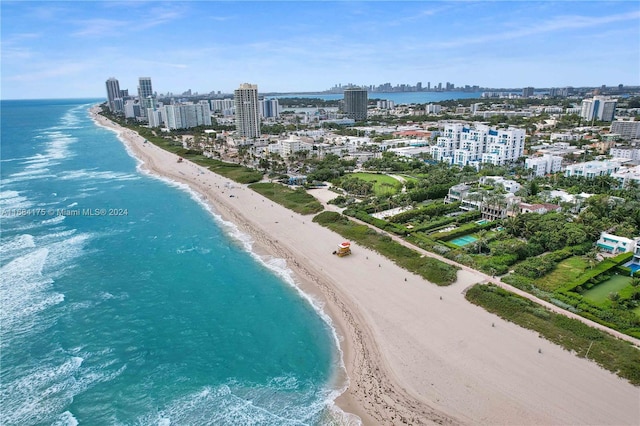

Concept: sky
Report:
left=2, top=1, right=639, bottom=99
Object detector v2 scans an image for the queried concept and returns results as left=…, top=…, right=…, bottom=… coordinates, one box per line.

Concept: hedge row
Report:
left=343, top=209, right=409, bottom=236
left=428, top=220, right=494, bottom=242
left=559, top=252, right=634, bottom=293
left=387, top=202, right=460, bottom=223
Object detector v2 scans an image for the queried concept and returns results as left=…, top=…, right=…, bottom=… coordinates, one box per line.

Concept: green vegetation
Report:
left=534, top=256, right=589, bottom=292
left=465, top=284, right=640, bottom=386
left=345, top=172, right=402, bottom=196
left=249, top=182, right=324, bottom=215
left=583, top=275, right=632, bottom=305
left=313, top=212, right=458, bottom=286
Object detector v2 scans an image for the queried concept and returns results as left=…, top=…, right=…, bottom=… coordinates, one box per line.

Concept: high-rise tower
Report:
left=343, top=87, right=368, bottom=121
left=105, top=77, right=122, bottom=113
left=234, top=83, right=261, bottom=139
left=138, top=77, right=154, bottom=118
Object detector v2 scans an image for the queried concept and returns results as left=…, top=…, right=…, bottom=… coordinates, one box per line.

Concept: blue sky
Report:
left=2, top=1, right=639, bottom=99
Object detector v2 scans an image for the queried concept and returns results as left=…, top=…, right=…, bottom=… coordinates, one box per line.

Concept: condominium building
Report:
left=563, top=160, right=621, bottom=178
left=580, top=96, right=617, bottom=122
left=611, top=165, right=640, bottom=188
left=160, top=102, right=212, bottom=130
left=610, top=120, right=640, bottom=139
left=260, top=98, right=280, bottom=118
left=525, top=154, right=563, bottom=176
left=430, top=123, right=525, bottom=167
left=138, top=77, right=154, bottom=118
left=343, top=87, right=368, bottom=121
left=105, top=77, right=123, bottom=113
left=234, top=83, right=261, bottom=139
left=610, top=147, right=640, bottom=162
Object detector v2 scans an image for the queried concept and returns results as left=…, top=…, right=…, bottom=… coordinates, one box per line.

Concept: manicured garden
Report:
left=344, top=172, right=403, bottom=196
left=583, top=275, right=632, bottom=305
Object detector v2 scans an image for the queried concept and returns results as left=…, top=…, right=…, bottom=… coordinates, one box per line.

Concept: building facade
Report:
left=610, top=120, right=640, bottom=139
left=430, top=123, right=525, bottom=167
left=234, top=83, right=261, bottom=139
left=105, top=78, right=123, bottom=113
left=563, top=160, right=621, bottom=178
left=343, top=87, right=368, bottom=121
left=525, top=154, right=563, bottom=176
left=137, top=77, right=154, bottom=118
left=580, top=96, right=617, bottom=122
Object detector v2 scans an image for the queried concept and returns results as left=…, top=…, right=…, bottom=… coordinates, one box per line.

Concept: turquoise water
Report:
left=450, top=235, right=478, bottom=247
left=0, top=100, right=345, bottom=424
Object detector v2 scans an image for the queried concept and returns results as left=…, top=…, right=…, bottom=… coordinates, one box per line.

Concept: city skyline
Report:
left=2, top=1, right=639, bottom=100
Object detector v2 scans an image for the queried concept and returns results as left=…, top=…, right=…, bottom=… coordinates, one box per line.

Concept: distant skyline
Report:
left=2, top=1, right=639, bottom=100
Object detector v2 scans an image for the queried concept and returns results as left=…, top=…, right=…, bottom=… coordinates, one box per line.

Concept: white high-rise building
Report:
left=580, top=96, right=617, bottom=122
left=234, top=83, right=261, bottom=139
left=160, top=103, right=212, bottom=130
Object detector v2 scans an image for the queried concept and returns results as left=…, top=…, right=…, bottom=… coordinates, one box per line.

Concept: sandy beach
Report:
left=92, top=108, right=639, bottom=425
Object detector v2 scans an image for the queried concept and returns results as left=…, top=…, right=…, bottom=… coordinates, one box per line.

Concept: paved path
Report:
left=311, top=190, right=640, bottom=347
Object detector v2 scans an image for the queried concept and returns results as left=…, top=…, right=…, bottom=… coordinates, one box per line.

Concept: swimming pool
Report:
left=476, top=219, right=490, bottom=225
left=624, top=261, right=640, bottom=274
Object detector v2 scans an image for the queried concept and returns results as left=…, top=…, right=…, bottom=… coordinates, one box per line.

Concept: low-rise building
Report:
left=525, top=154, right=563, bottom=176
left=564, top=160, right=622, bottom=178
left=596, top=232, right=635, bottom=254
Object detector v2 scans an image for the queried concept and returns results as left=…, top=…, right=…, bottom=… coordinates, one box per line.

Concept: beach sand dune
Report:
left=93, top=108, right=640, bottom=425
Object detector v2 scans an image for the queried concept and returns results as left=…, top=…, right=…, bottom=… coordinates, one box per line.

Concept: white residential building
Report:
left=596, top=232, right=635, bottom=254
left=430, top=123, right=525, bottom=167
left=611, top=165, right=640, bottom=188
left=580, top=96, right=617, bottom=122
left=479, top=176, right=521, bottom=193
left=234, top=83, right=261, bottom=139
left=525, top=154, right=563, bottom=176
left=563, top=160, right=622, bottom=178
left=609, top=147, right=640, bottom=162
left=161, top=103, right=212, bottom=130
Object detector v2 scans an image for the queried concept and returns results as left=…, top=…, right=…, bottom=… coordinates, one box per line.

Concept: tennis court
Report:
left=450, top=235, right=478, bottom=247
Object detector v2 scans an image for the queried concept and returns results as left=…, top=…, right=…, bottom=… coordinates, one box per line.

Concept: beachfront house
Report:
left=595, top=232, right=635, bottom=254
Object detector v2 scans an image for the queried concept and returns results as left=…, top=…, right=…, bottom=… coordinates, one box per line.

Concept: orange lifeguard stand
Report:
left=334, top=241, right=351, bottom=257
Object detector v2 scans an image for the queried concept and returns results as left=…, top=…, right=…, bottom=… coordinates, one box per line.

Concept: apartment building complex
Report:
left=430, top=123, right=525, bottom=167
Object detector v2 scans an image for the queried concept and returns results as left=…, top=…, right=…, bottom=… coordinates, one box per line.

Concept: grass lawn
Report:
left=249, top=182, right=324, bottom=215
left=583, top=275, right=632, bottom=304
left=348, top=172, right=402, bottom=196
left=534, top=256, right=589, bottom=292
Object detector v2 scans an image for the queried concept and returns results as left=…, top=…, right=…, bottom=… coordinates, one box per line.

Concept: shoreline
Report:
left=90, top=107, right=640, bottom=425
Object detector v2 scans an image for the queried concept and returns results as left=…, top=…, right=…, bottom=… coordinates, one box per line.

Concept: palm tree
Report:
left=475, top=230, right=489, bottom=254
left=583, top=249, right=599, bottom=269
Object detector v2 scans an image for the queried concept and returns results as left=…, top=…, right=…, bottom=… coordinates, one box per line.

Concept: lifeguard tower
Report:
left=333, top=242, right=351, bottom=257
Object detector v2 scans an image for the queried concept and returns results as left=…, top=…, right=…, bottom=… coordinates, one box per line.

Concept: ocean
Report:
left=0, top=99, right=349, bottom=425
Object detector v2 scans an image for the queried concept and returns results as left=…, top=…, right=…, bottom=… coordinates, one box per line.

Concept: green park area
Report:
left=534, top=256, right=589, bottom=292
left=583, top=275, right=633, bottom=305
left=346, top=172, right=403, bottom=196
